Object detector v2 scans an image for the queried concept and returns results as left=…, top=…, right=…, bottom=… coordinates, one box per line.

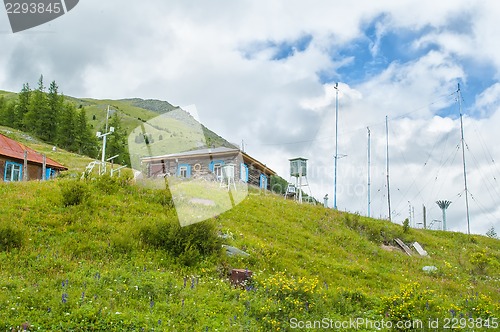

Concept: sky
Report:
left=1, top=1, right=500, bottom=235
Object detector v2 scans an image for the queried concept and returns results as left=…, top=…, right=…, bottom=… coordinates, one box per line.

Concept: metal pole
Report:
left=105, top=105, right=110, bottom=132
left=386, top=116, right=392, bottom=222
left=101, top=133, right=107, bottom=175
left=367, top=127, right=371, bottom=217
left=423, top=205, right=427, bottom=229
left=334, top=83, right=339, bottom=209
left=442, top=207, right=447, bottom=231
left=458, top=83, right=471, bottom=235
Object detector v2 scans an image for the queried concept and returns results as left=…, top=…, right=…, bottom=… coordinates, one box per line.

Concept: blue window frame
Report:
left=209, top=160, right=225, bottom=172
left=259, top=174, right=268, bottom=189
left=45, top=167, right=55, bottom=180
left=4, top=161, right=23, bottom=182
left=209, top=160, right=225, bottom=180
left=240, top=163, right=248, bottom=182
left=177, top=164, right=191, bottom=178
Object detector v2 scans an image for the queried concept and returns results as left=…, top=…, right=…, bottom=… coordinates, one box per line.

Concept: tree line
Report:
left=0, top=75, right=129, bottom=166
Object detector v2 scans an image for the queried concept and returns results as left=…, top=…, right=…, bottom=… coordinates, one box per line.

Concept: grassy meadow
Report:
left=0, top=173, right=499, bottom=331
left=0, top=120, right=498, bottom=331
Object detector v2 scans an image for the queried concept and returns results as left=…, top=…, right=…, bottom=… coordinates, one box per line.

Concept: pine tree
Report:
left=25, top=75, right=49, bottom=137
left=104, top=113, right=130, bottom=165
left=486, top=227, right=498, bottom=239
left=45, top=81, right=63, bottom=142
left=0, top=95, right=5, bottom=125
left=0, top=101, right=17, bottom=127
left=75, top=107, right=98, bottom=157
left=15, top=83, right=31, bottom=129
left=56, top=102, right=78, bottom=151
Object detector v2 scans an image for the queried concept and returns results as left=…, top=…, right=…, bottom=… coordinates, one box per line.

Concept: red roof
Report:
left=0, top=133, right=67, bottom=170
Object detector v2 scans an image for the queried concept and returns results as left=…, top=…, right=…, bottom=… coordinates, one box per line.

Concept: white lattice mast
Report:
left=457, top=84, right=471, bottom=235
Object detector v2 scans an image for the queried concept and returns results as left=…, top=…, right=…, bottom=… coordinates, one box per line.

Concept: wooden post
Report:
left=42, top=154, right=46, bottom=181
left=23, top=150, right=28, bottom=181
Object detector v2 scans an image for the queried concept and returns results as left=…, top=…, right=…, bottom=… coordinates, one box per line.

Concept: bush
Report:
left=110, top=233, right=135, bottom=256
left=470, top=249, right=492, bottom=275
left=403, top=218, right=410, bottom=233
left=92, top=174, right=121, bottom=194
left=0, top=225, right=24, bottom=251
left=139, top=219, right=222, bottom=266
left=60, top=180, right=88, bottom=207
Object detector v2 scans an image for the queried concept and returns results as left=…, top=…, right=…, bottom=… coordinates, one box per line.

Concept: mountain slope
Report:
left=70, top=97, right=237, bottom=153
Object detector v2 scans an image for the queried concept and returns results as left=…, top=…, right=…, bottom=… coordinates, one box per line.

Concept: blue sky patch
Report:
left=319, top=16, right=438, bottom=85
left=240, top=34, right=313, bottom=61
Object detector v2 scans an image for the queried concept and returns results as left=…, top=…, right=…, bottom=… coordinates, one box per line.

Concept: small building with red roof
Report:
left=0, top=133, right=67, bottom=182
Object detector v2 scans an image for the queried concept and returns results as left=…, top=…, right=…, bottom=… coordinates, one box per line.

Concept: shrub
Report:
left=0, top=225, right=24, bottom=251
left=92, top=174, right=121, bottom=194
left=139, top=219, right=222, bottom=266
left=470, top=249, right=491, bottom=275
left=60, top=180, right=88, bottom=207
left=402, top=218, right=410, bottom=233
left=110, top=233, right=134, bottom=256
left=381, top=282, right=437, bottom=331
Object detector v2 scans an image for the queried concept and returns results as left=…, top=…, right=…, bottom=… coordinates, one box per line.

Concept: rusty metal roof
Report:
left=0, top=133, right=67, bottom=170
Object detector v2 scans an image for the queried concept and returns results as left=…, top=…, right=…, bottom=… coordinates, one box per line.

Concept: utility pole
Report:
left=423, top=204, right=427, bottom=229
left=386, top=116, right=392, bottom=222
left=458, top=84, right=471, bottom=235
left=367, top=127, right=371, bottom=217
left=334, top=82, right=339, bottom=209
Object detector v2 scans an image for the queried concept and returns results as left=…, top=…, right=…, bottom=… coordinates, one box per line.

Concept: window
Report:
left=177, top=164, right=191, bottom=178
left=240, top=163, right=248, bottom=182
left=209, top=160, right=225, bottom=180
left=4, top=161, right=22, bottom=182
left=259, top=174, right=268, bottom=189
left=45, top=168, right=55, bottom=180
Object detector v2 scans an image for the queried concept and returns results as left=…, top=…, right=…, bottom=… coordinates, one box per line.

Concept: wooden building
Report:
left=0, top=133, right=67, bottom=182
left=141, top=147, right=276, bottom=190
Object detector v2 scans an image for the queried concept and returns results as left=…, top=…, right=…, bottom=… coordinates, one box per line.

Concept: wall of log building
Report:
left=0, top=156, right=55, bottom=181
left=146, top=154, right=273, bottom=190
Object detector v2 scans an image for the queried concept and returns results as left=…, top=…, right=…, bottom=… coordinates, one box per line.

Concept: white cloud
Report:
left=1, top=1, right=500, bottom=235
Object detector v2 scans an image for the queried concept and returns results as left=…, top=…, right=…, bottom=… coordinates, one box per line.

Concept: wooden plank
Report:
left=394, top=238, right=413, bottom=256
left=412, top=242, right=429, bottom=257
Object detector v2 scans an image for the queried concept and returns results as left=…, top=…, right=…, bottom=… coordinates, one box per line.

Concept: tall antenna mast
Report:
left=386, top=116, right=392, bottom=222
left=367, top=127, right=371, bottom=217
left=458, top=84, right=471, bottom=235
left=333, top=82, right=339, bottom=209
left=105, top=105, right=110, bottom=132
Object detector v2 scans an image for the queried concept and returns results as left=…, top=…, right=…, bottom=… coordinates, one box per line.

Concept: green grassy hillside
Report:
left=0, top=101, right=499, bottom=330
left=0, top=171, right=499, bottom=330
